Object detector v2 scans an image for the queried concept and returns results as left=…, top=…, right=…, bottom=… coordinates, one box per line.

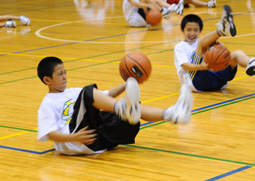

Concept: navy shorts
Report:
left=190, top=52, right=237, bottom=91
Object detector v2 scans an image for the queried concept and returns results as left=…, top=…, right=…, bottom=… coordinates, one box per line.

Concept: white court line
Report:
left=35, top=16, right=255, bottom=44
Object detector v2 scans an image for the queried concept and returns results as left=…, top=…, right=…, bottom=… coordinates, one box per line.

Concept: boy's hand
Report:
left=200, top=61, right=211, bottom=70
left=74, top=126, right=97, bottom=145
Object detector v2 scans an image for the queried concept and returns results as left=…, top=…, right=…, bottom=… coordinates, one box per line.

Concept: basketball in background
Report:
left=204, top=42, right=231, bottom=72
left=167, top=0, right=180, bottom=4
left=119, top=52, right=152, bottom=83
left=146, top=9, right=162, bottom=26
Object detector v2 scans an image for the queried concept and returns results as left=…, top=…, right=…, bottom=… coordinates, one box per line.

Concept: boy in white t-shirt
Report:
left=37, top=56, right=193, bottom=155
left=174, top=5, right=255, bottom=92
left=122, top=0, right=184, bottom=27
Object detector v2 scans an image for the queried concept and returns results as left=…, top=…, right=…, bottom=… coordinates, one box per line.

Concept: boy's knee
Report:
left=231, top=50, right=243, bottom=59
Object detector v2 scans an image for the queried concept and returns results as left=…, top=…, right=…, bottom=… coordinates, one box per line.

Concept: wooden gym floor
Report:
left=0, top=0, right=254, bottom=180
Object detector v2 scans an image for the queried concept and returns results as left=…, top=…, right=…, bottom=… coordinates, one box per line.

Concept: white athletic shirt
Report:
left=122, top=0, right=147, bottom=27
left=38, top=88, right=108, bottom=155
left=174, top=39, right=199, bottom=91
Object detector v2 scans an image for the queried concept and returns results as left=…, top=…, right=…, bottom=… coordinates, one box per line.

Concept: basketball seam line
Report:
left=127, top=54, right=149, bottom=78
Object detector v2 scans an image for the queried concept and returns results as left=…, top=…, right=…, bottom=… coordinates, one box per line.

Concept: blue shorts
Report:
left=190, top=52, right=237, bottom=91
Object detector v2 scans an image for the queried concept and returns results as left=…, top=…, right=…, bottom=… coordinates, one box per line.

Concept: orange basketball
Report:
left=119, top=52, right=152, bottom=83
left=146, top=9, right=162, bottom=26
left=204, top=42, right=231, bottom=72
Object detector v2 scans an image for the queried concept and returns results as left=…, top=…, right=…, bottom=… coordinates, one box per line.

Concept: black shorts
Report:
left=138, top=8, right=147, bottom=21
left=69, top=84, right=140, bottom=151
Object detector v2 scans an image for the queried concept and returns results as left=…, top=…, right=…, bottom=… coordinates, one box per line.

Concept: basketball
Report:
left=204, top=42, right=231, bottom=72
left=167, top=0, right=180, bottom=4
left=119, top=52, right=152, bottom=83
left=146, top=9, right=162, bottom=26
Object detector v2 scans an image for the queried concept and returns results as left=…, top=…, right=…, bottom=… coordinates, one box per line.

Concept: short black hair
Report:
left=37, top=56, right=63, bottom=84
left=181, top=14, right=203, bottom=31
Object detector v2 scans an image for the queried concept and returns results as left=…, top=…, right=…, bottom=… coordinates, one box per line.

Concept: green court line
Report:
left=1, top=94, right=254, bottom=132
left=192, top=96, right=255, bottom=115
left=0, top=125, right=37, bottom=132
left=141, top=95, right=255, bottom=129
left=125, top=144, right=255, bottom=167
left=0, top=41, right=176, bottom=77
left=140, top=121, right=166, bottom=130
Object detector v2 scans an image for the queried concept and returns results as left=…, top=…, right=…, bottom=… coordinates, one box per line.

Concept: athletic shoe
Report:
left=163, top=84, right=193, bottom=124
left=207, top=0, right=216, bottom=8
left=175, top=0, right=184, bottom=15
left=246, top=57, right=255, bottom=76
left=216, top=5, right=236, bottom=37
left=161, top=7, right=171, bottom=20
left=4, top=20, right=16, bottom=28
left=19, top=16, right=30, bottom=25
left=114, top=77, right=141, bottom=125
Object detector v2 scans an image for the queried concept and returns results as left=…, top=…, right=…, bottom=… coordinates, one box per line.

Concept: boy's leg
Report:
left=229, top=50, right=255, bottom=76
left=108, top=77, right=141, bottom=125
left=140, top=84, right=193, bottom=124
left=196, top=5, right=236, bottom=56
left=162, top=84, right=193, bottom=124
left=0, top=15, right=19, bottom=21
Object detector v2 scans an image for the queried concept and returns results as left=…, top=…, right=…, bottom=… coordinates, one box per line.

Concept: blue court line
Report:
left=1, top=12, right=248, bottom=57
left=0, top=145, right=54, bottom=155
left=192, top=93, right=255, bottom=112
left=0, top=92, right=254, bottom=154
left=205, top=166, right=253, bottom=181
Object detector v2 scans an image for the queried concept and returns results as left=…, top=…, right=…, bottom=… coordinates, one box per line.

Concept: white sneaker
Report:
left=246, top=57, right=255, bottom=76
left=216, top=5, right=236, bottom=37
left=175, top=0, right=184, bottom=15
left=19, top=16, right=30, bottom=25
left=163, top=85, right=193, bottom=124
left=114, top=77, right=141, bottom=125
left=161, top=7, right=171, bottom=20
left=5, top=20, right=16, bottom=28
left=207, top=0, right=216, bottom=8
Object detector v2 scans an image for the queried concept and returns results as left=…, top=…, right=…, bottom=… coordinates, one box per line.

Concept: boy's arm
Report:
left=48, top=126, right=97, bottom=145
left=108, top=82, right=126, bottom=98
left=182, top=61, right=209, bottom=71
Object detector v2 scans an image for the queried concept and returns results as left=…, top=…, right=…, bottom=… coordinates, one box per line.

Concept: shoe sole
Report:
left=223, top=5, right=236, bottom=36
left=126, top=77, right=141, bottom=124
left=246, top=58, right=255, bottom=76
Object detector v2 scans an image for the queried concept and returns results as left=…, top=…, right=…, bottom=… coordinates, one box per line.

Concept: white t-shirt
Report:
left=174, top=40, right=199, bottom=91
left=38, top=88, right=108, bottom=155
left=122, top=0, right=148, bottom=27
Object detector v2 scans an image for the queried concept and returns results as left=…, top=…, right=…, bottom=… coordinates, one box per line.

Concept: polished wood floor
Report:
left=0, top=0, right=255, bottom=180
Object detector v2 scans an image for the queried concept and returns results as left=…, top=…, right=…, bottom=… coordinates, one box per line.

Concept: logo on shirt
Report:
left=62, top=99, right=76, bottom=123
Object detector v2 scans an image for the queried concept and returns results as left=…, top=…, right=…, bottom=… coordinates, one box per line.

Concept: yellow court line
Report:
left=0, top=128, right=38, bottom=140
left=233, top=75, right=249, bottom=81
left=0, top=131, right=29, bottom=140
left=0, top=52, right=175, bottom=68
left=141, top=92, right=179, bottom=104
left=0, top=52, right=74, bottom=60
left=0, top=93, right=179, bottom=140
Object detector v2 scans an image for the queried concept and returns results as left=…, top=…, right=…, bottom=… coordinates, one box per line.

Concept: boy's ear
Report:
left=43, top=76, right=51, bottom=85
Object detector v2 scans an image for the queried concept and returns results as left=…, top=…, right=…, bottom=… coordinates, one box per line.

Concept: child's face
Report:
left=183, top=22, right=201, bottom=44
left=47, top=64, right=67, bottom=93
